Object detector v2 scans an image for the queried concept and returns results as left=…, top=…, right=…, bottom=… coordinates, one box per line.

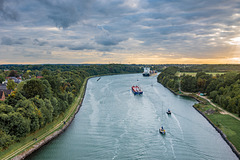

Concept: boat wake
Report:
left=172, top=114, right=183, bottom=138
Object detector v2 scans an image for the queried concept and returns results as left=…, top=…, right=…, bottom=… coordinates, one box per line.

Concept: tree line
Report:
left=0, top=64, right=142, bottom=150
left=157, top=66, right=240, bottom=117
left=157, top=66, right=179, bottom=91
left=179, top=64, right=240, bottom=72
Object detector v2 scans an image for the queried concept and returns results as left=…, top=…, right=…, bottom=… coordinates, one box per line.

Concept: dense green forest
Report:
left=157, top=66, right=179, bottom=91
left=0, top=64, right=142, bottom=149
left=157, top=66, right=240, bottom=117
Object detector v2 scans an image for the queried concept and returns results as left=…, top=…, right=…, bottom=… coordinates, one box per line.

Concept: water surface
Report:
left=27, top=74, right=238, bottom=160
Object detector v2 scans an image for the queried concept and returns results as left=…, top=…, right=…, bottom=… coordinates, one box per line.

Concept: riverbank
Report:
left=1, top=77, right=90, bottom=160
left=1, top=72, right=142, bottom=160
left=194, top=104, right=240, bottom=159
left=159, top=83, right=240, bottom=159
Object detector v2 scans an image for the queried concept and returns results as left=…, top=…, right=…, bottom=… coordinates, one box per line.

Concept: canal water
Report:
left=27, top=74, right=238, bottom=160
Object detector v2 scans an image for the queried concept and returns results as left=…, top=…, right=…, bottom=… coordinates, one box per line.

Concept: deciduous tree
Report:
left=7, top=79, right=16, bottom=90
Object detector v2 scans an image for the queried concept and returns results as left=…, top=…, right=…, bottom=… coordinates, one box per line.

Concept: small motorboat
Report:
left=166, top=109, right=171, bottom=115
left=159, top=126, right=166, bottom=135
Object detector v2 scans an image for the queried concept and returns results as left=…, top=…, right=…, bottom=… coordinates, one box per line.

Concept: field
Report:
left=175, top=72, right=225, bottom=77
left=209, top=114, right=240, bottom=152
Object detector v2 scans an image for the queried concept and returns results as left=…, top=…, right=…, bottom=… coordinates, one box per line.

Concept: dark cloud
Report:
left=68, top=44, right=95, bottom=50
left=0, top=0, right=19, bottom=21
left=95, top=37, right=125, bottom=46
left=61, top=42, right=118, bottom=52
left=95, top=33, right=127, bottom=46
left=38, top=0, right=93, bottom=29
left=1, top=0, right=240, bottom=63
left=1, top=37, right=23, bottom=45
left=33, top=39, right=48, bottom=46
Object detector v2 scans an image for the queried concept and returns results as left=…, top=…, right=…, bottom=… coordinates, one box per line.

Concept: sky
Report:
left=0, top=0, right=240, bottom=64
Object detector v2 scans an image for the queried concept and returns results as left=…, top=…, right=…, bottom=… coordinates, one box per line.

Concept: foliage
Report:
left=181, top=75, right=197, bottom=92
left=158, top=66, right=240, bottom=116
left=22, top=79, right=45, bottom=99
left=0, top=64, right=143, bottom=149
left=6, top=80, right=16, bottom=90
left=179, top=64, right=240, bottom=72
left=0, top=75, right=5, bottom=83
left=8, top=70, right=18, bottom=77
left=157, top=66, right=179, bottom=91
left=0, top=131, right=13, bottom=149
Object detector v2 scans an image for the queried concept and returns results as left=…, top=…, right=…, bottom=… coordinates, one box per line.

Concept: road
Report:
left=179, top=79, right=240, bottom=121
left=198, top=95, right=240, bottom=121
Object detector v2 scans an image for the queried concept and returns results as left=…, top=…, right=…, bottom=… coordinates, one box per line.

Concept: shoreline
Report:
left=12, top=77, right=90, bottom=160
left=159, top=83, right=240, bottom=159
left=8, top=73, right=140, bottom=160
left=193, top=105, right=240, bottom=159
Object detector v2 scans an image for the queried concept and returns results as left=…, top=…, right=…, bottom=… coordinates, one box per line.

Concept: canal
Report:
left=27, top=74, right=238, bottom=160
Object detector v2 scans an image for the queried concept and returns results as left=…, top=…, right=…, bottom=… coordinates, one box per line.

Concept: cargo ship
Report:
left=143, top=67, right=157, bottom=76
left=132, top=86, right=143, bottom=95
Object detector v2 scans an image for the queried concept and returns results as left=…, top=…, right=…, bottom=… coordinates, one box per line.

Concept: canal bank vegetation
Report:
left=157, top=66, right=179, bottom=92
left=0, top=70, right=88, bottom=151
left=175, top=72, right=225, bottom=77
left=0, top=64, right=142, bottom=157
left=158, top=66, right=240, bottom=116
left=157, top=65, right=240, bottom=154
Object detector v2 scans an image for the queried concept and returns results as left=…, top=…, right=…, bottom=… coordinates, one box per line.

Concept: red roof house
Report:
left=0, top=91, right=5, bottom=101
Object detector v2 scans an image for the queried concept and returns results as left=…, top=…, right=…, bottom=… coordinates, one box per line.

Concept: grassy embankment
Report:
left=0, top=77, right=89, bottom=160
left=194, top=100, right=240, bottom=153
left=185, top=93, right=240, bottom=153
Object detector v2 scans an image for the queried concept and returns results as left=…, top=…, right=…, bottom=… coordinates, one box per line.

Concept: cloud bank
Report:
left=0, top=0, right=240, bottom=64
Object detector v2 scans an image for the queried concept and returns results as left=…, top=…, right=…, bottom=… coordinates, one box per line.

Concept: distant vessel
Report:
left=132, top=86, right=143, bottom=95
left=142, top=67, right=157, bottom=76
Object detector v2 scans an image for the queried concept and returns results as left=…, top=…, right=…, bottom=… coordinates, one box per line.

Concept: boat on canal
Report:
left=132, top=85, right=143, bottom=95
left=166, top=109, right=171, bottom=115
left=143, top=67, right=157, bottom=76
left=159, top=126, right=166, bottom=135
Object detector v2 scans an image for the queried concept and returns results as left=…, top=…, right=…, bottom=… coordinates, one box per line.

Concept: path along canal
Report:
left=27, top=74, right=238, bottom=160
